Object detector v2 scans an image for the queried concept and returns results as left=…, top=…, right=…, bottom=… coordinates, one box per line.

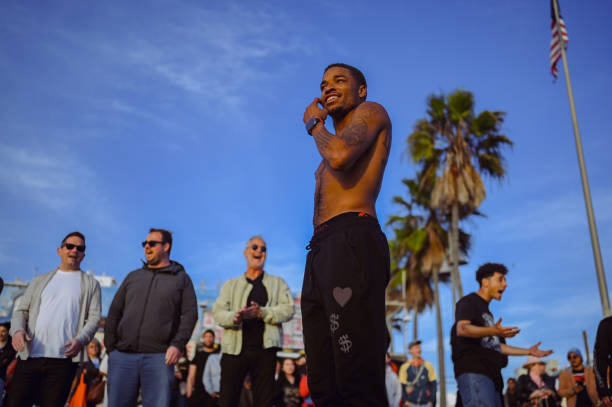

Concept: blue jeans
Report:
left=107, top=351, right=174, bottom=407
left=457, top=373, right=502, bottom=407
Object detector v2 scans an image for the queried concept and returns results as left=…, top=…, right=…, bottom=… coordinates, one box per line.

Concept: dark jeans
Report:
left=301, top=213, right=390, bottom=407
left=219, top=348, right=276, bottom=407
left=5, top=357, right=77, bottom=407
left=457, top=373, right=502, bottom=407
left=107, top=351, right=174, bottom=407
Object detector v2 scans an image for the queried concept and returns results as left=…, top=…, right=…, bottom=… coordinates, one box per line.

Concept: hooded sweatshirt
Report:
left=104, top=261, right=197, bottom=353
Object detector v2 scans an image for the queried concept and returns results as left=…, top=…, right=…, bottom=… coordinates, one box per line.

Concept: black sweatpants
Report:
left=301, top=212, right=390, bottom=407
left=6, top=357, right=78, bottom=407
left=219, top=347, right=276, bottom=407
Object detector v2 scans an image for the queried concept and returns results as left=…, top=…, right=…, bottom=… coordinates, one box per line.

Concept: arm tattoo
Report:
left=339, top=119, right=368, bottom=145
left=312, top=126, right=334, bottom=149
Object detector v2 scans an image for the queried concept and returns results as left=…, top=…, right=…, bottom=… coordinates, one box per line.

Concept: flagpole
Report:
left=552, top=0, right=611, bottom=317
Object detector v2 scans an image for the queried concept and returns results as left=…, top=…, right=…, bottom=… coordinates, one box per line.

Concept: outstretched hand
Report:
left=493, top=318, right=520, bottom=338
left=528, top=342, right=553, bottom=357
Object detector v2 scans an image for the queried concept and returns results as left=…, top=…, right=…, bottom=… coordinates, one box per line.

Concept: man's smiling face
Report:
left=320, top=66, right=366, bottom=116
left=244, top=237, right=266, bottom=270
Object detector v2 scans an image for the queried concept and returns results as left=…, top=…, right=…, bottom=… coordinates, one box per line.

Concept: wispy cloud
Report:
left=124, top=4, right=313, bottom=105
left=0, top=143, right=118, bottom=229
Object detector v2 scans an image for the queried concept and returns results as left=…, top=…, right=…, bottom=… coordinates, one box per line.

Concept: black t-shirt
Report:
left=277, top=375, right=303, bottom=407
left=190, top=348, right=218, bottom=396
left=242, top=273, right=268, bottom=349
left=451, top=293, right=508, bottom=391
left=572, top=367, right=593, bottom=407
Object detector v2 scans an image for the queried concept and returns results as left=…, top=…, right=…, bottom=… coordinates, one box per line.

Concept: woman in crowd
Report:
left=70, top=338, right=105, bottom=407
left=517, top=356, right=560, bottom=407
left=0, top=323, right=16, bottom=403
left=275, top=358, right=302, bottom=407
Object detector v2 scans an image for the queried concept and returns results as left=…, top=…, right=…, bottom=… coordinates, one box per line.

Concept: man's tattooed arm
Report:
left=311, top=102, right=388, bottom=171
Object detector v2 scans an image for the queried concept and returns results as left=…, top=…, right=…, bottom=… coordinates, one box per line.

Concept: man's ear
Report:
left=358, top=85, right=367, bottom=100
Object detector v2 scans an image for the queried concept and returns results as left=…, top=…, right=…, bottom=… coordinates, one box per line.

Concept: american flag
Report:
left=550, top=0, right=569, bottom=78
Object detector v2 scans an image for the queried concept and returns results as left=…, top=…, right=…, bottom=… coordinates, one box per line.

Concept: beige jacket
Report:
left=212, top=273, right=294, bottom=355
left=558, top=366, right=599, bottom=407
left=10, top=269, right=101, bottom=363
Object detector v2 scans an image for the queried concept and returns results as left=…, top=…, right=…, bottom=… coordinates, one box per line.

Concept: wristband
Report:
left=306, top=117, right=321, bottom=135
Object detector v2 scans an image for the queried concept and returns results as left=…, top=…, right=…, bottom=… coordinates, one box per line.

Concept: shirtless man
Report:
left=301, top=63, right=392, bottom=407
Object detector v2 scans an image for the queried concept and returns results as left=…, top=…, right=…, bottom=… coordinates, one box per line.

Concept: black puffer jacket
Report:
left=104, top=261, right=198, bottom=353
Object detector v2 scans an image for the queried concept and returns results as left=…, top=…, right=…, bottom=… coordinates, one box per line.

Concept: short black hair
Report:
left=203, top=329, right=215, bottom=337
left=61, top=231, right=85, bottom=246
left=324, top=63, right=367, bottom=97
left=149, top=228, right=173, bottom=254
left=476, top=262, right=508, bottom=286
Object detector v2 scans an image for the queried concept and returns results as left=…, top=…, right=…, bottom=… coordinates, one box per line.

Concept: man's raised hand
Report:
left=303, top=98, right=327, bottom=125
left=493, top=318, right=520, bottom=338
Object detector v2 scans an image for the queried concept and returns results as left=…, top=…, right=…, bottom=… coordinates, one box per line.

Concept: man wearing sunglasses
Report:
left=301, top=63, right=392, bottom=406
left=212, top=235, right=294, bottom=407
left=7, top=231, right=101, bottom=407
left=558, top=348, right=600, bottom=407
left=105, top=228, right=198, bottom=407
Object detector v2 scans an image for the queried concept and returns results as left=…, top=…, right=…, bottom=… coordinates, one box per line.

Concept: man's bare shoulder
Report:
left=354, top=101, right=390, bottom=124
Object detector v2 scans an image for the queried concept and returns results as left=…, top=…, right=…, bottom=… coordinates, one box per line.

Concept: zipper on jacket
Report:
left=135, top=270, right=158, bottom=350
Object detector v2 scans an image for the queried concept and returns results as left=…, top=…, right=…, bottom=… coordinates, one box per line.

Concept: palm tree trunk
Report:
left=413, top=308, right=418, bottom=341
left=451, top=203, right=463, bottom=306
left=433, top=267, right=447, bottom=407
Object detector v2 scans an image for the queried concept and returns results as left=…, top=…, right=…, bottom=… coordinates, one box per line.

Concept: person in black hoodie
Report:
left=104, top=228, right=198, bottom=407
left=594, top=316, right=612, bottom=407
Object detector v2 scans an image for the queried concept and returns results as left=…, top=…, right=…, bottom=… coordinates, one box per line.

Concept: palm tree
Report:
left=388, top=174, right=473, bottom=407
left=387, top=178, right=434, bottom=341
left=387, top=177, right=450, bottom=407
left=407, top=89, right=512, bottom=305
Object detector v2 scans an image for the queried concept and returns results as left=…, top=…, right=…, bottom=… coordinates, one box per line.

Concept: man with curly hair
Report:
left=451, top=263, right=553, bottom=407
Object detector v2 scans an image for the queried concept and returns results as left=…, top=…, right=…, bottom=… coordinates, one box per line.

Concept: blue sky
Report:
left=1, top=0, right=611, bottom=395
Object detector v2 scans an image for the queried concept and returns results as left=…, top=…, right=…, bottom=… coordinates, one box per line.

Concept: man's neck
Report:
left=245, top=268, right=263, bottom=280
left=410, top=357, right=423, bottom=365
left=0, top=339, right=7, bottom=347
left=331, top=105, right=358, bottom=133
left=476, top=289, right=492, bottom=304
left=59, top=266, right=80, bottom=272
left=204, top=345, right=215, bottom=352
left=573, top=365, right=584, bottom=371
left=148, top=259, right=171, bottom=269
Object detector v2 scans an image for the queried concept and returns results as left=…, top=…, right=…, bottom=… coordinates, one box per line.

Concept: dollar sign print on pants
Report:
left=329, top=313, right=340, bottom=333
left=338, top=334, right=352, bottom=353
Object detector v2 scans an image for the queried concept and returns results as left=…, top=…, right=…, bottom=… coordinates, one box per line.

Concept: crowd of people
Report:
left=0, top=63, right=610, bottom=407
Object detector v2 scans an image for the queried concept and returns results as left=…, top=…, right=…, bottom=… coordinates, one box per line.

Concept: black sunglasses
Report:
left=141, top=240, right=165, bottom=248
left=62, top=243, right=86, bottom=253
left=568, top=354, right=580, bottom=360
left=251, top=244, right=267, bottom=252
